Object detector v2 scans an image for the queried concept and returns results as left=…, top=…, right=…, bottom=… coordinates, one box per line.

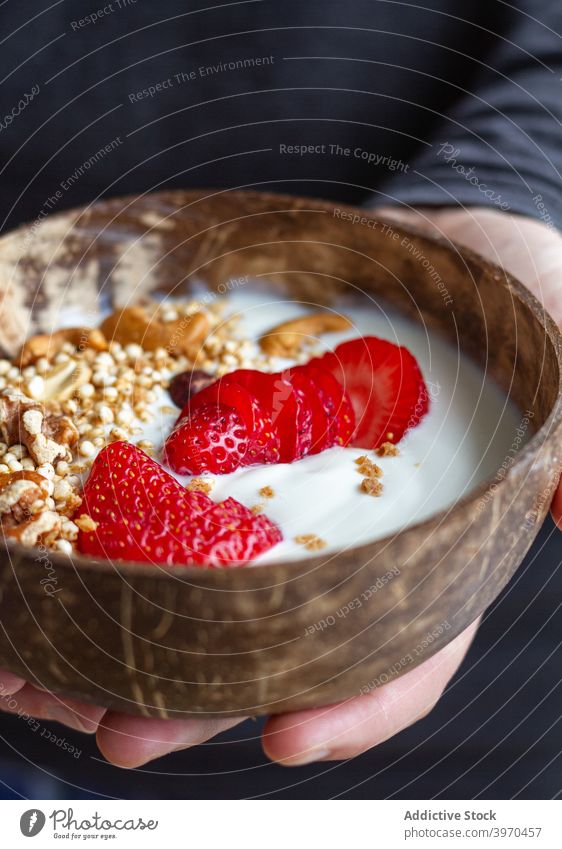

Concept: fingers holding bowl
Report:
left=96, top=713, right=247, bottom=769
left=0, top=668, right=26, bottom=697
left=0, top=671, right=106, bottom=733
left=262, top=621, right=479, bottom=766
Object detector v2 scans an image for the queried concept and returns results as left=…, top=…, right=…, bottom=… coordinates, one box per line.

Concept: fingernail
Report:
left=46, top=706, right=92, bottom=733
left=284, top=748, right=331, bottom=766
left=0, top=683, right=22, bottom=697
left=0, top=675, right=25, bottom=697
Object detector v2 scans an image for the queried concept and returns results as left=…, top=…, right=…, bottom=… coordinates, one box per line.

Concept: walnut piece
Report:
left=0, top=470, right=50, bottom=527
left=100, top=305, right=209, bottom=359
left=4, top=510, right=62, bottom=547
left=17, top=327, right=107, bottom=367
left=259, top=312, right=352, bottom=357
left=0, top=390, right=78, bottom=465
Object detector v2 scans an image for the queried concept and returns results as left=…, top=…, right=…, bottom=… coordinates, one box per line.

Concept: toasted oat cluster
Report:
left=295, top=534, right=327, bottom=552
left=377, top=441, right=400, bottom=457
left=355, top=454, right=384, bottom=497
left=0, top=297, right=272, bottom=555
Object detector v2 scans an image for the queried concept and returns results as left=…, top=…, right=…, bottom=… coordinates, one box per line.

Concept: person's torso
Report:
left=0, top=0, right=505, bottom=227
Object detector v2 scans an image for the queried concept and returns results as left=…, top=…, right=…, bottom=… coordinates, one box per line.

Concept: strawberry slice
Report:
left=162, top=335, right=426, bottom=473
left=245, top=399, right=281, bottom=465
left=290, top=377, right=314, bottom=460
left=314, top=337, right=429, bottom=448
left=82, top=440, right=214, bottom=523
left=80, top=506, right=282, bottom=567
left=197, top=511, right=282, bottom=565
left=181, top=379, right=257, bottom=434
left=185, top=376, right=281, bottom=466
left=164, top=404, right=249, bottom=475
left=303, top=363, right=355, bottom=447
left=195, top=497, right=282, bottom=565
left=77, top=442, right=282, bottom=566
left=285, top=367, right=323, bottom=457
left=227, top=370, right=298, bottom=463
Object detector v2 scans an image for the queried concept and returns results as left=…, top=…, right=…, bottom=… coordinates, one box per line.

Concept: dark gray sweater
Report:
left=1, top=0, right=561, bottom=230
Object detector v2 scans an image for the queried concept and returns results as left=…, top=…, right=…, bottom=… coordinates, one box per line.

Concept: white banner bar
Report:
left=2, top=799, right=558, bottom=848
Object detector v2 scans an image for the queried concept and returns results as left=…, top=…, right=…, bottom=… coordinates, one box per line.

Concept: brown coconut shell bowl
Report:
left=0, top=189, right=560, bottom=719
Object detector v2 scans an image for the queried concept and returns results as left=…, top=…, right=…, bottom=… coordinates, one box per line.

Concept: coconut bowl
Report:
left=0, top=189, right=560, bottom=718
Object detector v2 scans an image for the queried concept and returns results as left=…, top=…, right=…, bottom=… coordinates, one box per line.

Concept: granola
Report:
left=377, top=441, right=400, bottom=457
left=360, top=477, right=384, bottom=497
left=295, top=534, right=327, bottom=552
left=0, top=296, right=272, bottom=553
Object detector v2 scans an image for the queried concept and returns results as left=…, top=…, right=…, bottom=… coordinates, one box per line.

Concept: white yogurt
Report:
left=111, top=288, right=528, bottom=564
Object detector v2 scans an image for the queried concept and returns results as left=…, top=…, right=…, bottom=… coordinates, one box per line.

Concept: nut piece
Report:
left=376, top=442, right=400, bottom=457
left=295, top=533, right=327, bottom=552
left=360, top=478, right=383, bottom=497
left=0, top=470, right=50, bottom=526
left=100, top=305, right=209, bottom=359
left=75, top=514, right=98, bottom=533
left=355, top=456, right=383, bottom=477
left=0, top=390, right=79, bottom=466
left=25, top=359, right=92, bottom=402
left=4, top=510, right=62, bottom=547
left=186, top=477, right=214, bottom=494
left=259, top=312, right=352, bottom=357
left=17, top=327, right=108, bottom=367
left=52, top=477, right=83, bottom=517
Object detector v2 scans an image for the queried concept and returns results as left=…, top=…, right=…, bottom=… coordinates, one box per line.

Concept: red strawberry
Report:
left=245, top=399, right=281, bottom=464
left=227, top=370, right=298, bottom=463
left=162, top=335, right=426, bottom=473
left=81, top=440, right=213, bottom=523
left=290, top=378, right=314, bottom=460
left=314, top=337, right=429, bottom=448
left=78, top=520, right=147, bottom=562
left=77, top=442, right=282, bottom=566
left=165, top=363, right=354, bottom=472
left=303, top=363, right=355, bottom=447
left=183, top=377, right=281, bottom=467
left=164, top=404, right=249, bottom=475
left=80, top=506, right=281, bottom=567
left=285, top=367, right=324, bottom=457
left=193, top=498, right=282, bottom=564
left=182, top=379, right=257, bottom=433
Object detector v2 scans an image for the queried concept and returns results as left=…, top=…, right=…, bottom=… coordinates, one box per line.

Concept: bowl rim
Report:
left=2, top=188, right=561, bottom=584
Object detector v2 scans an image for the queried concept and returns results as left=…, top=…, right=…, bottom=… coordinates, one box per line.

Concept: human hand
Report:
left=0, top=619, right=477, bottom=767
left=3, top=205, right=558, bottom=768
left=0, top=670, right=241, bottom=764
